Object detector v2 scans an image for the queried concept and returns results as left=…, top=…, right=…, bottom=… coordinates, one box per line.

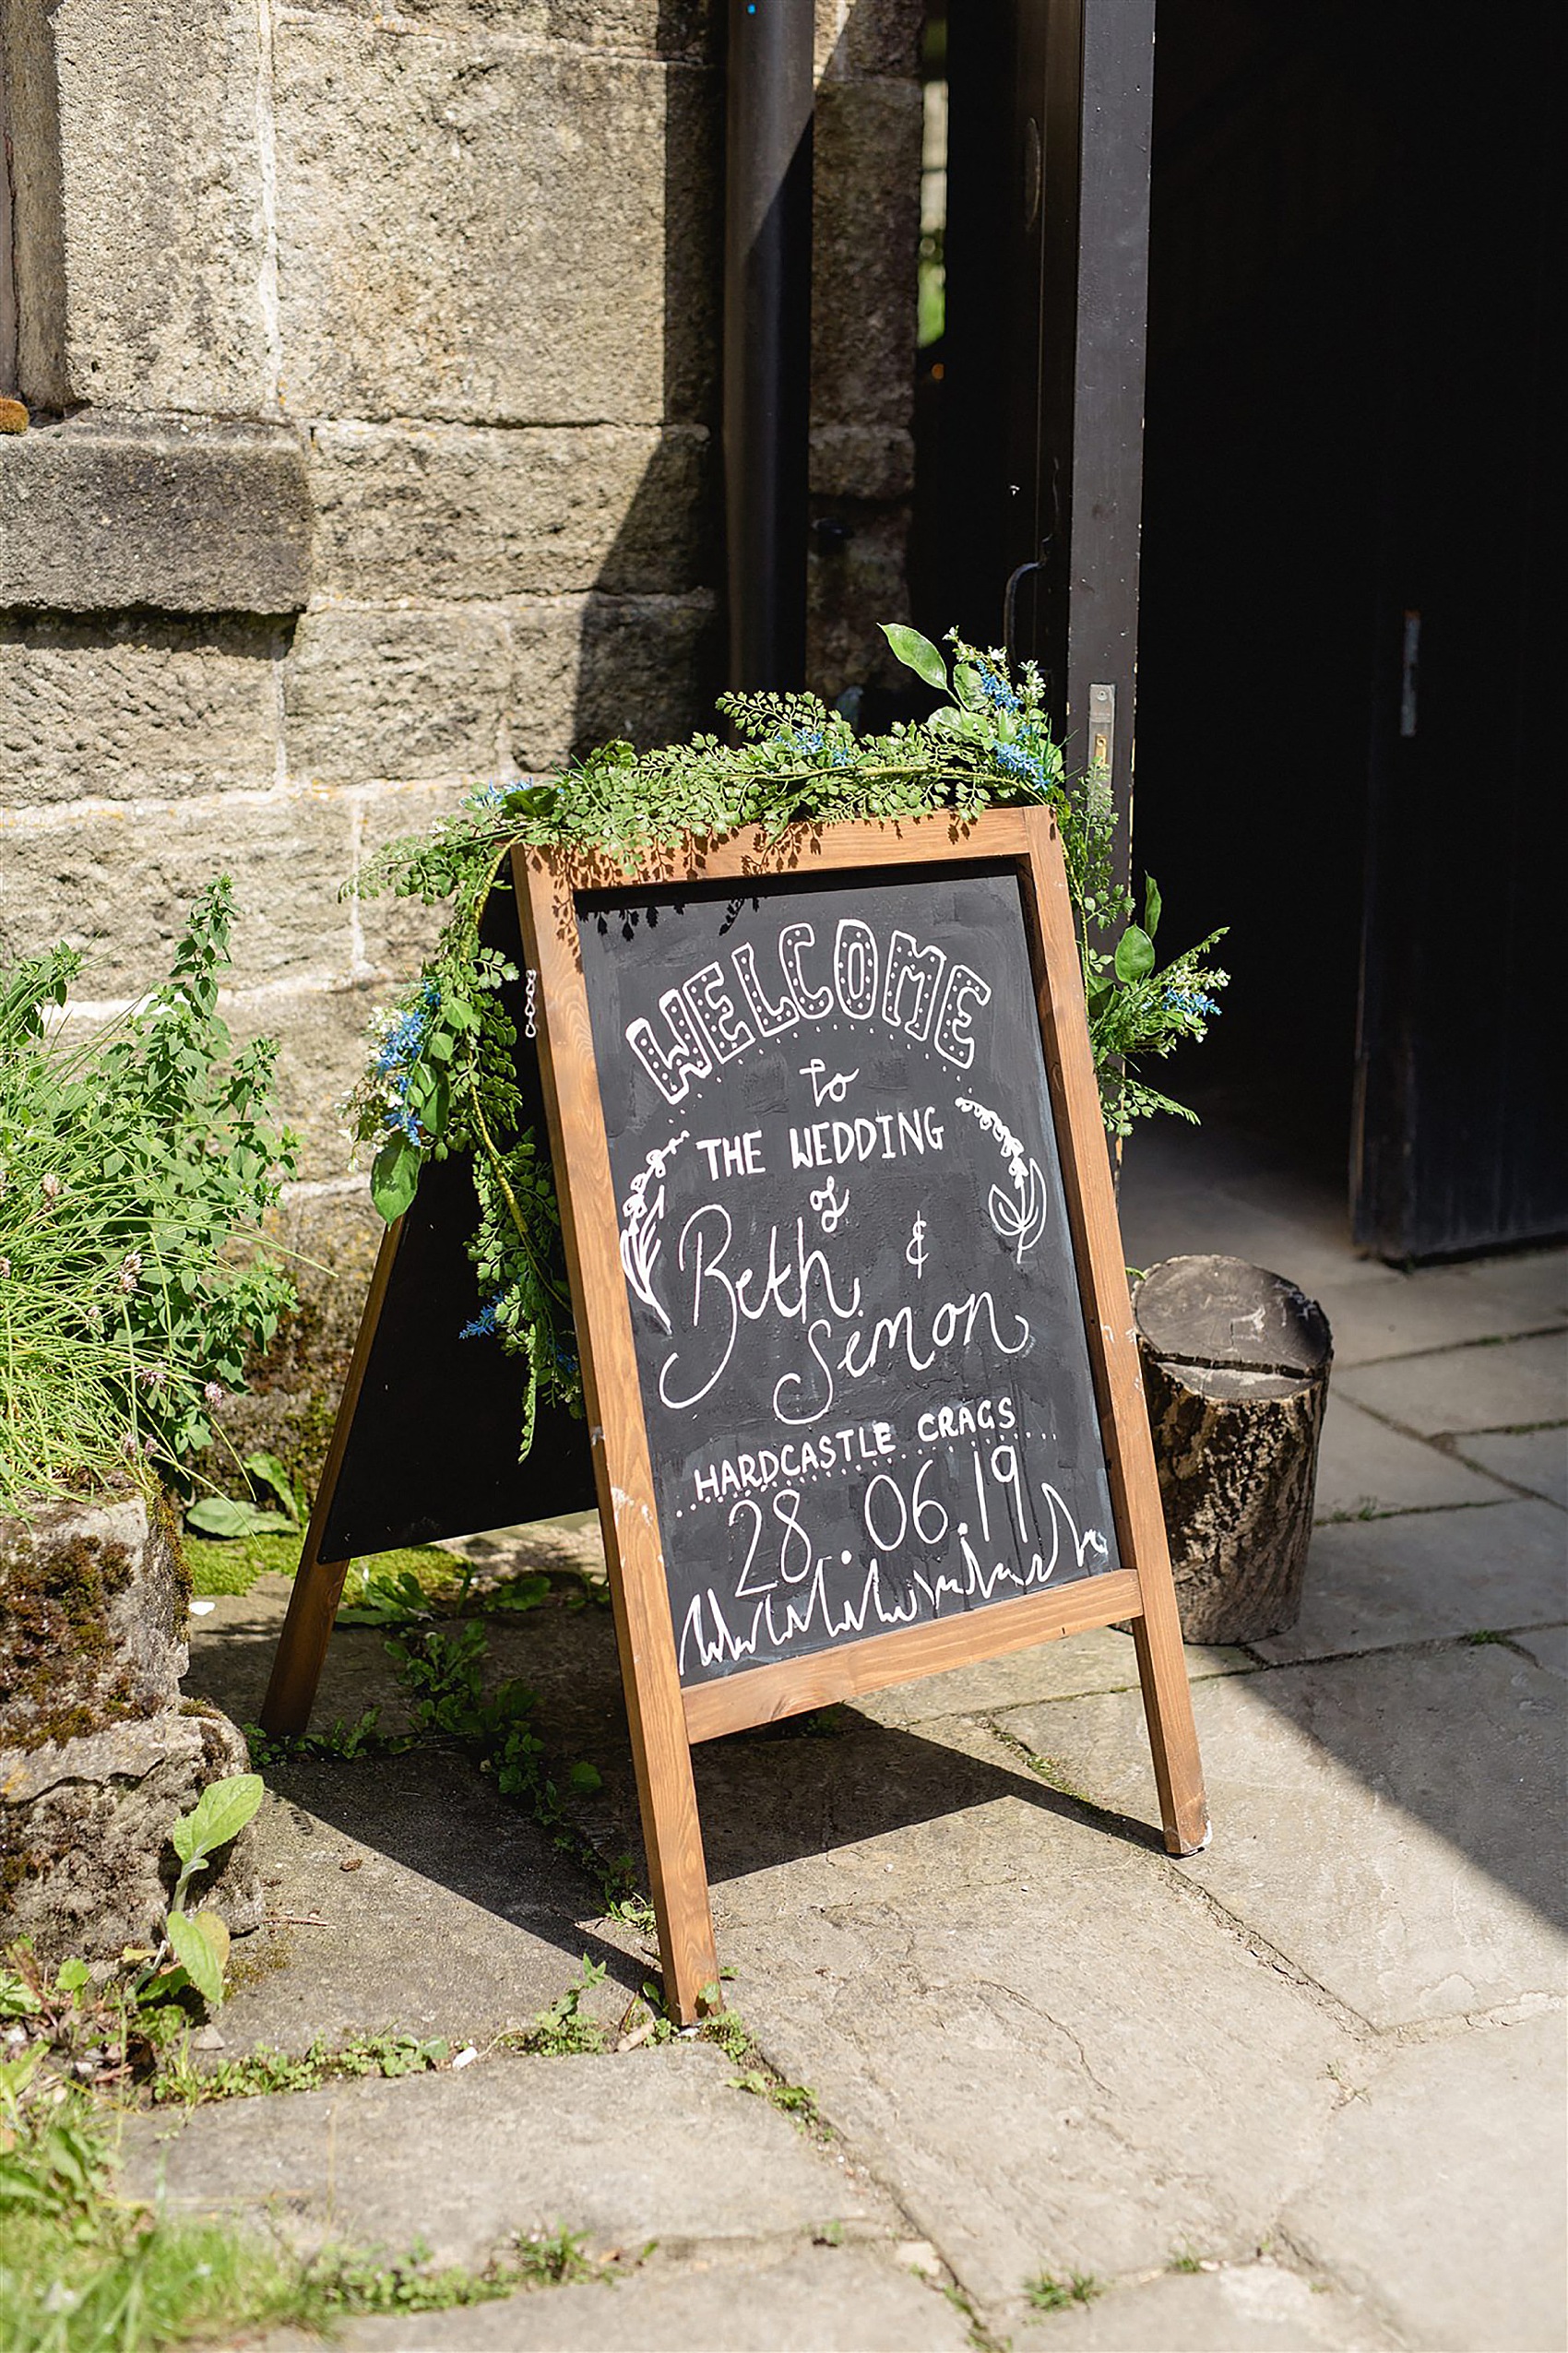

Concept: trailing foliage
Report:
left=0, top=881, right=297, bottom=1515
left=346, top=626, right=1227, bottom=1464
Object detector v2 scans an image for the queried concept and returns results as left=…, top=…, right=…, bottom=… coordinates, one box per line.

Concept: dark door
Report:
left=1352, top=9, right=1565, bottom=1257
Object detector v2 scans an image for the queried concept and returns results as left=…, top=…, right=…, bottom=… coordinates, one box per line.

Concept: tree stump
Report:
left=1134, top=1255, right=1333, bottom=1646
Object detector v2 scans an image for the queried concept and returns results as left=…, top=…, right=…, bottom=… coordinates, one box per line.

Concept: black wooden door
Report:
left=1351, top=6, right=1564, bottom=1257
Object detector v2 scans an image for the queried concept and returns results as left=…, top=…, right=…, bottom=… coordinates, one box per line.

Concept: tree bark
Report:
left=1134, top=1255, right=1333, bottom=1646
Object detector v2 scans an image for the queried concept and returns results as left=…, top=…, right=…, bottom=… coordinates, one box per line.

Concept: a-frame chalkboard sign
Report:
left=264, top=810, right=1206, bottom=2020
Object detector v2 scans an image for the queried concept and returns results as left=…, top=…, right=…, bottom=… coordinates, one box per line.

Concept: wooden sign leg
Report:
left=1132, top=1577, right=1209, bottom=1855
left=257, top=1215, right=404, bottom=1739
left=601, top=1482, right=721, bottom=2026
left=259, top=1539, right=352, bottom=1738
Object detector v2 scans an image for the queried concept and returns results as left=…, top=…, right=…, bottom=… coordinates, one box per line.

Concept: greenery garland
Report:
left=346, top=625, right=1228, bottom=1459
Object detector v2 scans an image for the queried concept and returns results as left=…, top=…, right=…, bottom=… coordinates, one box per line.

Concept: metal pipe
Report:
left=723, top=0, right=814, bottom=693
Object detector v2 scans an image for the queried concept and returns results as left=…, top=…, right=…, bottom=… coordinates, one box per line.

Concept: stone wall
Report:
left=0, top=0, right=921, bottom=1430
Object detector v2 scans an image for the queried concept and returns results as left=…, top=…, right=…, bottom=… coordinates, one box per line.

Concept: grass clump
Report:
left=1025, top=2268, right=1101, bottom=2314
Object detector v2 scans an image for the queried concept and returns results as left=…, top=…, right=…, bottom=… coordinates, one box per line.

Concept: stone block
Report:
left=0, top=416, right=311, bottom=613
left=308, top=422, right=712, bottom=601
left=229, top=980, right=376, bottom=1182
left=810, top=422, right=916, bottom=503
left=0, top=1494, right=262, bottom=1961
left=207, top=1181, right=384, bottom=1498
left=0, top=789, right=356, bottom=999
left=815, top=0, right=924, bottom=82
left=279, top=0, right=714, bottom=61
left=1284, top=2014, right=1568, bottom=2353
left=812, top=77, right=921, bottom=434
left=1336, top=1331, right=1566, bottom=1435
left=124, top=2042, right=883, bottom=2264
left=0, top=614, right=283, bottom=803
left=510, top=590, right=720, bottom=770
left=284, top=609, right=510, bottom=783
left=5, top=0, right=272, bottom=413
left=808, top=500, right=910, bottom=702
left=352, top=778, right=471, bottom=978
left=273, top=23, right=719, bottom=425
left=1002, top=1647, right=1566, bottom=2028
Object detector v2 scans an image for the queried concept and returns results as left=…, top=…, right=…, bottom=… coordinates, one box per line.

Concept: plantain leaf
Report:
left=172, top=1773, right=264, bottom=1868
left=166, top=1910, right=224, bottom=2008
left=879, top=623, right=948, bottom=694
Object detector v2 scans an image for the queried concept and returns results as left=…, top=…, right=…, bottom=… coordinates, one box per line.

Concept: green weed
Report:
left=154, top=2030, right=450, bottom=2106
left=1025, top=2268, right=1101, bottom=2313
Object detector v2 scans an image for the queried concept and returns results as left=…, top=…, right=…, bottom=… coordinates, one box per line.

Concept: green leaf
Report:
left=185, top=1495, right=292, bottom=1539
left=1114, top=926, right=1157, bottom=984
left=171, top=1772, right=264, bottom=1868
left=951, top=661, right=986, bottom=709
left=244, top=1450, right=301, bottom=1523
left=166, top=1909, right=225, bottom=2009
left=371, top=1133, right=422, bottom=1223
left=1143, top=875, right=1162, bottom=941
left=489, top=1573, right=551, bottom=1614
left=568, top=1760, right=603, bottom=1794
left=879, top=623, right=949, bottom=694
left=53, top=1958, right=90, bottom=1995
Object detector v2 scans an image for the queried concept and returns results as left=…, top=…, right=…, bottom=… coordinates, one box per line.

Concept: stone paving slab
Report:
left=1514, top=1624, right=1568, bottom=1677
left=1313, top=1395, right=1511, bottom=1519
left=1310, top=1266, right=1565, bottom=1369
left=1023, top=2262, right=1396, bottom=2349
left=718, top=1792, right=1360, bottom=2314
left=1337, top=1330, right=1567, bottom=1435
left=851, top=1622, right=1253, bottom=1728
left=1000, top=1648, right=1566, bottom=2027
left=1435, top=1247, right=1567, bottom=1322
left=1253, top=1497, right=1565, bottom=1664
left=1284, top=2012, right=1568, bottom=2352
left=122, top=2046, right=892, bottom=2270
left=217, top=1762, right=624, bottom=2059
left=274, top=2243, right=970, bottom=2351
left=1453, top=1424, right=1568, bottom=1507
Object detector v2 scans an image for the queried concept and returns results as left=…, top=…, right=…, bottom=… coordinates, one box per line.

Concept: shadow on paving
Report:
left=187, top=1598, right=1161, bottom=1987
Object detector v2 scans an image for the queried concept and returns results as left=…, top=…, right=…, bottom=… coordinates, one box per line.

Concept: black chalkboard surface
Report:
left=576, top=862, right=1121, bottom=1687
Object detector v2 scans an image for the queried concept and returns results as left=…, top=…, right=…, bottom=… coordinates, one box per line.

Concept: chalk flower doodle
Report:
left=955, top=1095, right=1050, bottom=1261
left=619, top=1132, right=688, bottom=1332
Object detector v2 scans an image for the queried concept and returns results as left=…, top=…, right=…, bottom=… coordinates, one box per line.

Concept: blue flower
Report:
left=991, top=741, right=1047, bottom=790
left=978, top=666, right=1022, bottom=717
left=459, top=1293, right=505, bottom=1340
left=1164, top=987, right=1219, bottom=1019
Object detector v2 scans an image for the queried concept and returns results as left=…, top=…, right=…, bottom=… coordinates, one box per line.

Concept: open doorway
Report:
left=914, top=0, right=1563, bottom=1259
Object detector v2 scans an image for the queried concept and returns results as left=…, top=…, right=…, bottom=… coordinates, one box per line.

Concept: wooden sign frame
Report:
left=261, top=807, right=1206, bottom=2021
left=516, top=808, right=1205, bottom=2019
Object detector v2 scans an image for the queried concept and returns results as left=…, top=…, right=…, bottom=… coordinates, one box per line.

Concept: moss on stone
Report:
left=0, top=1527, right=144, bottom=1750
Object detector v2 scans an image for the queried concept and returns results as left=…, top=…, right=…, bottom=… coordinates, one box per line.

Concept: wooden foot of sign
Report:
left=264, top=810, right=1206, bottom=2017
